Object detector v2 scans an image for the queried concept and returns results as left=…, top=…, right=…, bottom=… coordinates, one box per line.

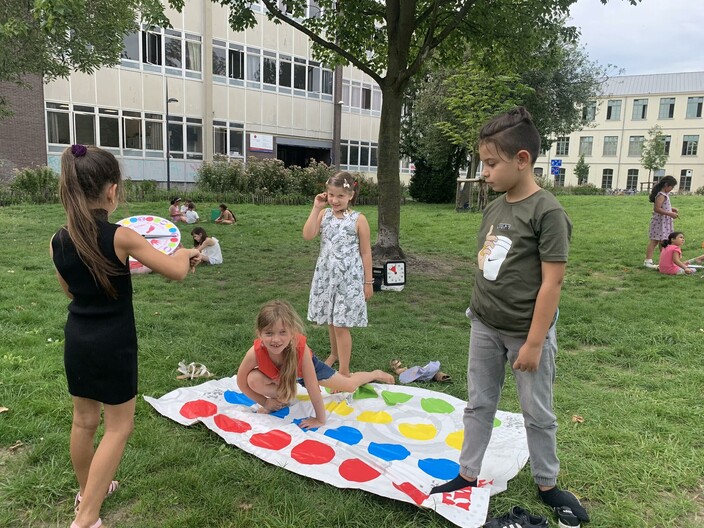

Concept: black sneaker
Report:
left=482, top=506, right=548, bottom=528
left=555, top=506, right=580, bottom=528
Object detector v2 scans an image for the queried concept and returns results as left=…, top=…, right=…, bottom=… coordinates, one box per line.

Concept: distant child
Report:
left=644, top=175, right=678, bottom=269
left=169, top=197, right=187, bottom=223
left=302, top=171, right=373, bottom=377
left=191, top=227, right=223, bottom=266
left=185, top=201, right=200, bottom=224
left=429, top=108, right=589, bottom=524
left=214, top=203, right=236, bottom=224
left=236, top=300, right=394, bottom=429
left=658, top=232, right=696, bottom=275
left=50, top=145, right=200, bottom=528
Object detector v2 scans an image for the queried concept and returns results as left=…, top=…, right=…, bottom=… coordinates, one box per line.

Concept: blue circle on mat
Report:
left=293, top=418, right=319, bottom=432
left=418, top=458, right=460, bottom=480
left=223, top=390, right=255, bottom=406
left=324, top=426, right=363, bottom=445
left=368, top=442, right=410, bottom=462
left=270, top=406, right=290, bottom=419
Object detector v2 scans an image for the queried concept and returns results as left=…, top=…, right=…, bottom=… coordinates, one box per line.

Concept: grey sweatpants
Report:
left=459, top=312, right=559, bottom=487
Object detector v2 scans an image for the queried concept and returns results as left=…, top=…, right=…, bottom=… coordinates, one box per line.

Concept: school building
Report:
left=535, top=71, right=704, bottom=192
left=0, top=1, right=404, bottom=186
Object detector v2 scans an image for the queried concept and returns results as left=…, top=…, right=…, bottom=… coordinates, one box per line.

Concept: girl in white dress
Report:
left=191, top=227, right=223, bottom=266
left=302, top=172, right=373, bottom=377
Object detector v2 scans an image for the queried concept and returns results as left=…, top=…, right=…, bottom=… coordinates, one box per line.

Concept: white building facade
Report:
left=535, top=72, right=704, bottom=192
left=42, top=1, right=400, bottom=185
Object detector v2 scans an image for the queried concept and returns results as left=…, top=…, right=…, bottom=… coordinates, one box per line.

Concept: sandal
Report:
left=74, top=480, right=118, bottom=512
left=176, top=361, right=214, bottom=380
left=389, top=359, right=407, bottom=375
left=71, top=519, right=102, bottom=528
left=433, top=371, right=452, bottom=383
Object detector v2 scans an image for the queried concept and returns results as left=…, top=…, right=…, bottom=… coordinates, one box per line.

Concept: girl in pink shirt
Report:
left=658, top=232, right=696, bottom=275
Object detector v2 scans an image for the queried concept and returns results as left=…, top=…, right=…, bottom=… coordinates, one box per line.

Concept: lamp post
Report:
left=165, top=82, right=178, bottom=191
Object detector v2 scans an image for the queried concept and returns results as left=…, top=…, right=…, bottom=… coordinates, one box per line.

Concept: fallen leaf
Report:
left=0, top=406, right=9, bottom=413
left=571, top=415, right=585, bottom=424
left=238, top=503, right=253, bottom=511
left=153, top=312, right=161, bottom=316
left=9, top=440, right=23, bottom=451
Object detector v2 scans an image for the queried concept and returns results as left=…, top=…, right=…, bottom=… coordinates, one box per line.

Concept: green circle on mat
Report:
left=494, top=418, right=501, bottom=427
left=381, top=391, right=413, bottom=405
left=420, top=398, right=454, bottom=414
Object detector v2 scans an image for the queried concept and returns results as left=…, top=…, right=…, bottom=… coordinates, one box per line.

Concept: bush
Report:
left=695, top=186, right=704, bottom=196
left=10, top=166, right=59, bottom=203
left=569, top=183, right=606, bottom=195
left=408, top=158, right=456, bottom=203
left=293, top=159, right=335, bottom=196
left=196, top=156, right=248, bottom=194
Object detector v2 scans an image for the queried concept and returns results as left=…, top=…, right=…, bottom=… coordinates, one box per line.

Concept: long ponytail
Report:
left=649, top=175, right=677, bottom=203
left=59, top=145, right=124, bottom=298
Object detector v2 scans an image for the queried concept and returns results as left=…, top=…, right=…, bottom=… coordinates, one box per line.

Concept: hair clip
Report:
left=71, top=144, right=87, bottom=157
left=343, top=181, right=350, bottom=188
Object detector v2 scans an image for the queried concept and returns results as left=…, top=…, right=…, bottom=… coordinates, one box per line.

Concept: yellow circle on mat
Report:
left=326, top=400, right=355, bottom=416
left=446, top=430, right=464, bottom=450
left=356, top=410, right=392, bottom=424
left=398, top=423, right=437, bottom=441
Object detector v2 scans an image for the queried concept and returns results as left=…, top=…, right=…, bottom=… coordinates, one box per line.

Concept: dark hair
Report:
left=170, top=197, right=181, bottom=205
left=479, top=106, right=541, bottom=166
left=662, top=231, right=683, bottom=248
left=59, top=145, right=124, bottom=298
left=649, top=175, right=677, bottom=203
left=191, top=226, right=208, bottom=247
left=326, top=171, right=357, bottom=206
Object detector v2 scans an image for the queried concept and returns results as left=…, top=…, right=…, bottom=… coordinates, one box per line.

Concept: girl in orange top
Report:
left=236, top=300, right=393, bottom=429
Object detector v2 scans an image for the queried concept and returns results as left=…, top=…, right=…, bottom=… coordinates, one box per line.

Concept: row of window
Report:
left=582, top=96, right=703, bottom=123
left=537, top=167, right=695, bottom=191
left=555, top=134, right=699, bottom=158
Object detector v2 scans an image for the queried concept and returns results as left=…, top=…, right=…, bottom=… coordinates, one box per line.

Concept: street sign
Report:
left=551, top=159, right=562, bottom=167
left=550, top=166, right=561, bottom=175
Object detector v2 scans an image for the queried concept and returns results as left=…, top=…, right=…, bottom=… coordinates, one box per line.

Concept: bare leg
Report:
left=320, top=370, right=394, bottom=393
left=70, top=397, right=101, bottom=498
left=646, top=239, right=660, bottom=261
left=73, top=398, right=135, bottom=528
left=247, top=370, right=286, bottom=412
left=332, top=326, right=352, bottom=376
left=324, top=324, right=338, bottom=368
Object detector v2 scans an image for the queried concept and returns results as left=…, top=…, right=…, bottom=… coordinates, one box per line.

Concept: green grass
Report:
left=1, top=196, right=703, bottom=527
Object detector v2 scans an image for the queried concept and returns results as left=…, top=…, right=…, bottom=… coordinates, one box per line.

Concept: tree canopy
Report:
left=641, top=125, right=669, bottom=181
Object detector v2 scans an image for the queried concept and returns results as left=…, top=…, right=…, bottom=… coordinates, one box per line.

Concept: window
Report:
left=321, top=68, right=333, bottom=95
left=578, top=136, right=593, bottom=156
left=554, top=168, right=565, bottom=187
left=370, top=143, right=378, bottom=167
left=632, top=99, right=648, bottom=120
left=682, top=135, right=699, bottom=156
left=308, top=0, right=321, bottom=17
left=142, top=29, right=162, bottom=65
left=659, top=97, right=675, bottom=119
left=686, top=96, right=703, bottom=118
left=340, top=142, right=348, bottom=165
left=606, top=99, right=621, bottom=120
left=293, top=58, right=306, bottom=90
left=361, top=85, right=372, bottom=110
left=98, top=108, right=119, bottom=148
left=168, top=117, right=183, bottom=158
left=601, top=169, right=613, bottom=189
left=350, top=82, right=361, bottom=108
left=603, top=136, right=618, bottom=156
left=185, top=34, right=201, bottom=73
left=74, top=106, right=95, bottom=146
left=628, top=135, right=644, bottom=157
left=212, top=45, right=226, bottom=76
left=229, top=128, right=244, bottom=157
left=360, top=142, right=369, bottom=166
left=263, top=55, right=277, bottom=85
left=555, top=137, right=569, bottom=156
left=279, top=55, right=291, bottom=88
left=46, top=102, right=70, bottom=144
left=186, top=119, right=203, bottom=160
left=582, top=101, right=596, bottom=122
left=246, top=48, right=261, bottom=82
left=122, top=111, right=142, bottom=151
left=121, top=32, right=140, bottom=61
left=307, top=61, right=321, bottom=94
left=342, top=80, right=350, bottom=106
left=228, top=48, right=244, bottom=80
left=534, top=167, right=544, bottom=177
left=145, top=113, right=163, bottom=151
left=164, top=32, right=182, bottom=68
left=680, top=169, right=692, bottom=191
left=214, top=125, right=227, bottom=155
left=664, top=135, right=671, bottom=155
left=626, top=169, right=638, bottom=190
left=372, top=87, right=382, bottom=112
left=349, top=142, right=359, bottom=165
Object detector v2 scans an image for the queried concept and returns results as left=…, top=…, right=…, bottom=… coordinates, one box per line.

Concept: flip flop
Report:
left=389, top=359, right=407, bottom=375
left=176, top=361, right=214, bottom=380
left=399, top=361, right=441, bottom=384
left=433, top=371, right=452, bottom=383
left=74, top=480, right=119, bottom=513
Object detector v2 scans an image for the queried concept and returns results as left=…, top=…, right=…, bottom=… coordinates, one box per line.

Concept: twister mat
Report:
left=145, top=379, right=529, bottom=528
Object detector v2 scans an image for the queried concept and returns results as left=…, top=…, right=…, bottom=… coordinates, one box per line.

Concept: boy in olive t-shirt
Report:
left=430, top=108, right=588, bottom=524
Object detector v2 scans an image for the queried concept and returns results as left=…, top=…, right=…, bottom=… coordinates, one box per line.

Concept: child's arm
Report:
left=685, top=254, right=704, bottom=265
left=513, top=261, right=566, bottom=372
left=195, top=238, right=215, bottom=252
left=356, top=214, right=374, bottom=300
left=302, top=194, right=327, bottom=240
left=49, top=236, right=73, bottom=299
left=298, top=349, right=327, bottom=429
left=235, top=347, right=272, bottom=408
left=673, top=251, right=694, bottom=274
left=115, top=227, right=200, bottom=280
left=654, top=194, right=677, bottom=218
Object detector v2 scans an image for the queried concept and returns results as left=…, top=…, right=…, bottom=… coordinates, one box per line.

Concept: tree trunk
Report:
left=373, top=86, right=405, bottom=262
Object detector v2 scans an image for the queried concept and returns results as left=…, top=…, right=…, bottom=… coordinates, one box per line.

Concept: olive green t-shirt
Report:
left=469, top=189, right=572, bottom=336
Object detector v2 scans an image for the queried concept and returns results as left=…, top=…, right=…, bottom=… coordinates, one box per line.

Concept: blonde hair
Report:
left=59, top=145, right=124, bottom=298
left=256, top=300, right=305, bottom=402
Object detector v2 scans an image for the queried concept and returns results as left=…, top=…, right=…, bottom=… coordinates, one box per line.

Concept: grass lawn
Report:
left=1, top=195, right=703, bottom=527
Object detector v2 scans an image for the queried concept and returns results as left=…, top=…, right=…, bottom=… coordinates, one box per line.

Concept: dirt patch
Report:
left=402, top=253, right=471, bottom=279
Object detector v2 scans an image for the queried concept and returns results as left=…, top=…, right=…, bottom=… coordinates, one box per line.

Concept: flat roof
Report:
left=600, top=71, right=704, bottom=97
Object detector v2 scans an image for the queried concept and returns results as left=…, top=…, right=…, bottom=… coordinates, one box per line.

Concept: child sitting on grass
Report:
left=658, top=232, right=697, bottom=275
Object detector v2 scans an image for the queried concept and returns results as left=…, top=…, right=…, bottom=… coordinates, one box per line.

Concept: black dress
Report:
left=52, top=210, right=137, bottom=405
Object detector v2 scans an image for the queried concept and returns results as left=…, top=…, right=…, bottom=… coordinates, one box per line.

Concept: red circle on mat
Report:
left=249, top=430, right=292, bottom=450
left=213, top=414, right=252, bottom=434
left=290, top=440, right=335, bottom=465
left=339, top=458, right=381, bottom=482
left=179, top=400, right=217, bottom=419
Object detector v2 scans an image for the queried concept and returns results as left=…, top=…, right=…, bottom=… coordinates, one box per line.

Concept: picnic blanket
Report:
left=145, top=378, right=529, bottom=528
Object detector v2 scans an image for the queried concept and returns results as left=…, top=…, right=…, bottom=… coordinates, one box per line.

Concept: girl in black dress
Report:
left=51, top=145, right=201, bottom=528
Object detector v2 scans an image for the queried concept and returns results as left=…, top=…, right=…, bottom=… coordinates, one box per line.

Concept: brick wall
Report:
left=0, top=76, right=47, bottom=182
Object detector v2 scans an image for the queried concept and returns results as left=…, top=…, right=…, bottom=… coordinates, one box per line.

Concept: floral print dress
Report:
left=307, top=209, right=367, bottom=328
left=648, top=191, right=674, bottom=241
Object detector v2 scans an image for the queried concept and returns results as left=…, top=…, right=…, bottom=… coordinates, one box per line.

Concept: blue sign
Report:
left=551, top=159, right=562, bottom=167
left=550, top=166, right=561, bottom=175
